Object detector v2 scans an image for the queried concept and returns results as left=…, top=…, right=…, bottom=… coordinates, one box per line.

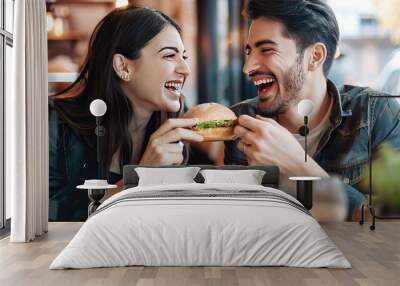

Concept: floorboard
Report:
left=0, top=221, right=399, bottom=286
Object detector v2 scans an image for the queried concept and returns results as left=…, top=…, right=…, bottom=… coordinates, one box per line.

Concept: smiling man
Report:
left=224, top=0, right=400, bottom=220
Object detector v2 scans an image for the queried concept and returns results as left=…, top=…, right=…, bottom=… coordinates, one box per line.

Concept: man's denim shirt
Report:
left=224, top=80, right=400, bottom=218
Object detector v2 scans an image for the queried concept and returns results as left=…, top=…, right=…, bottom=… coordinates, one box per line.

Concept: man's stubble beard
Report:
left=259, top=53, right=306, bottom=117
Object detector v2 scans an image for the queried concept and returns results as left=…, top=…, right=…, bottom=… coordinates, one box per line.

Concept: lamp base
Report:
left=296, top=180, right=313, bottom=210
left=289, top=177, right=321, bottom=210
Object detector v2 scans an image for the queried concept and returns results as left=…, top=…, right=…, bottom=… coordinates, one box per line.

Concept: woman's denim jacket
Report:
left=224, top=80, right=400, bottom=218
left=48, top=102, right=188, bottom=221
left=49, top=106, right=110, bottom=221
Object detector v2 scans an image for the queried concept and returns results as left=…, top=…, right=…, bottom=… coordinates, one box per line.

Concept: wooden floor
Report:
left=0, top=222, right=399, bottom=286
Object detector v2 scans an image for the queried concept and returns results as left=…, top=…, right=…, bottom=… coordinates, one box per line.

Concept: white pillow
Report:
left=135, top=167, right=200, bottom=186
left=200, top=169, right=266, bottom=185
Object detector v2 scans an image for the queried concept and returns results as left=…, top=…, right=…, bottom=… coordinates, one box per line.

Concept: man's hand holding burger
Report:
left=235, top=114, right=329, bottom=178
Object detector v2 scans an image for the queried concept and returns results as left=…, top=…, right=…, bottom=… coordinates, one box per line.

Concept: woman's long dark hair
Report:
left=50, top=5, right=183, bottom=171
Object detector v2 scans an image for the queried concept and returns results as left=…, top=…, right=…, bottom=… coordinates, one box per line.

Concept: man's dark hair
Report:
left=246, top=0, right=339, bottom=77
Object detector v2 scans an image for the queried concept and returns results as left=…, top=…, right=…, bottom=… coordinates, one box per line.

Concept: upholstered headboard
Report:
left=122, top=165, right=279, bottom=189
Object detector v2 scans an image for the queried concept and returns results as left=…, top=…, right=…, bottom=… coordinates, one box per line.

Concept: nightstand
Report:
left=77, top=180, right=117, bottom=216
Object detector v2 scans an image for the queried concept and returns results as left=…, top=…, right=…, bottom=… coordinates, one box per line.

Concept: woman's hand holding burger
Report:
left=141, top=102, right=239, bottom=165
left=139, top=118, right=204, bottom=165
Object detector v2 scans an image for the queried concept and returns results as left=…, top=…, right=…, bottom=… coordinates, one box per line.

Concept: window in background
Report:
left=216, top=0, right=229, bottom=106
left=5, top=0, right=12, bottom=33
left=1, top=0, right=14, bottom=232
left=197, top=0, right=250, bottom=105
left=328, top=0, right=400, bottom=90
left=0, top=0, right=3, bottom=230
left=4, top=43, right=11, bottom=221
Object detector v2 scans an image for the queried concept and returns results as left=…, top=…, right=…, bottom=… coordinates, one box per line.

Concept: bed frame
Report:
left=122, top=165, right=280, bottom=189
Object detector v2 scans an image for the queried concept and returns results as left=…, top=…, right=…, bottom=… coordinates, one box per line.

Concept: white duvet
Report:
left=50, top=183, right=350, bottom=269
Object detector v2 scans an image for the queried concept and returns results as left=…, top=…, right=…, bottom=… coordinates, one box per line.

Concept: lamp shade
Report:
left=298, top=99, right=314, bottom=117
left=90, top=99, right=107, bottom=117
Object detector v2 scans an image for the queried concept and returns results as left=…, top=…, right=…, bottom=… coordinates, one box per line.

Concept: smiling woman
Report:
left=49, top=5, right=203, bottom=222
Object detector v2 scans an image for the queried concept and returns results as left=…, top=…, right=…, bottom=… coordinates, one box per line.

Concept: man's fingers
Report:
left=152, top=118, right=200, bottom=138
left=237, top=141, right=256, bottom=161
left=256, top=114, right=278, bottom=125
left=234, top=125, right=258, bottom=145
left=239, top=146, right=263, bottom=166
left=237, top=115, right=266, bottom=133
left=157, top=128, right=203, bottom=144
left=237, top=141, right=248, bottom=154
left=255, top=114, right=269, bottom=121
left=237, top=141, right=243, bottom=153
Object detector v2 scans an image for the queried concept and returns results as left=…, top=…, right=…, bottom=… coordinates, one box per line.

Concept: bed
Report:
left=50, top=165, right=350, bottom=269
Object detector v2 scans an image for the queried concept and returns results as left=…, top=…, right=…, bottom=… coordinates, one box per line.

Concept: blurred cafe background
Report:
left=46, top=0, right=400, bottom=165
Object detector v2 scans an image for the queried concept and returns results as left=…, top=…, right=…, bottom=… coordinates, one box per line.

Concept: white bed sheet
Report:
left=50, top=183, right=350, bottom=269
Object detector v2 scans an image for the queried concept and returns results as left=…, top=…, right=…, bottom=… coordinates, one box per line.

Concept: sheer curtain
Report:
left=7, top=0, right=48, bottom=242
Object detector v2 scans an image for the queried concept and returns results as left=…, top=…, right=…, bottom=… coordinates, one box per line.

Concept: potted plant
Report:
left=361, top=143, right=400, bottom=216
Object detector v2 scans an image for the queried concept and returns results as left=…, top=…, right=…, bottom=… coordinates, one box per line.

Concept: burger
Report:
left=183, top=103, right=237, bottom=141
